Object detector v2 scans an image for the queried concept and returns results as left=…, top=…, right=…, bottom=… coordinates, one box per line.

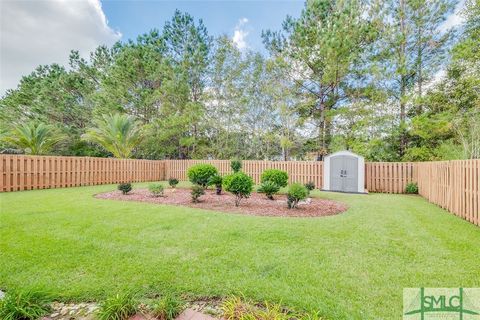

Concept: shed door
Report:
left=329, top=155, right=358, bottom=192
left=343, top=156, right=358, bottom=192
left=330, top=156, right=344, bottom=191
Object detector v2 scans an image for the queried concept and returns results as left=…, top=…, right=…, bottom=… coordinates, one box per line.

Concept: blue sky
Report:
left=1, top=0, right=464, bottom=94
left=101, top=0, right=304, bottom=52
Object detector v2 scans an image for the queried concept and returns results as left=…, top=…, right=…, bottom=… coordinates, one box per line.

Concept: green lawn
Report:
left=1, top=183, right=479, bottom=319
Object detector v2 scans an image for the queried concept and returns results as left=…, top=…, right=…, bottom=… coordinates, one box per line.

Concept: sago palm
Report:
left=82, top=114, right=142, bottom=158
left=2, top=122, right=63, bottom=155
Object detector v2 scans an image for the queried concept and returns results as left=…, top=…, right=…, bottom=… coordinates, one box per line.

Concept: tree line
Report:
left=1, top=0, right=479, bottom=161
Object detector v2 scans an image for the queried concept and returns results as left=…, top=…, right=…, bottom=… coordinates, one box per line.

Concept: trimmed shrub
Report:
left=223, top=172, right=254, bottom=206
left=287, top=183, right=309, bottom=209
left=151, top=293, right=184, bottom=320
left=168, top=178, right=179, bottom=188
left=406, top=182, right=418, bottom=194
left=230, top=160, right=242, bottom=173
left=187, top=164, right=218, bottom=188
left=118, top=183, right=132, bottom=195
left=304, top=181, right=315, bottom=192
left=208, top=174, right=223, bottom=195
left=261, top=169, right=288, bottom=188
left=191, top=185, right=205, bottom=203
left=257, top=181, right=280, bottom=200
left=97, top=292, right=137, bottom=320
left=0, top=290, right=51, bottom=320
left=148, top=183, right=164, bottom=197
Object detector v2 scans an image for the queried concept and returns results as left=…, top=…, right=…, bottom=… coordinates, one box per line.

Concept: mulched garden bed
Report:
left=96, top=188, right=347, bottom=218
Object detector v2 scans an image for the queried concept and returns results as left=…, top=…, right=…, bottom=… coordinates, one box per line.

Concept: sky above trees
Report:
left=1, top=0, right=478, bottom=162
left=0, top=0, right=465, bottom=94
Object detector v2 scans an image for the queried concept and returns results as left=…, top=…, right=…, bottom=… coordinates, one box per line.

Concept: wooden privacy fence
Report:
left=417, top=160, right=479, bottom=226
left=0, top=155, right=165, bottom=192
left=166, top=160, right=416, bottom=193
left=365, top=162, right=417, bottom=194
left=1, top=155, right=478, bottom=226
left=166, top=160, right=324, bottom=187
left=0, top=157, right=419, bottom=194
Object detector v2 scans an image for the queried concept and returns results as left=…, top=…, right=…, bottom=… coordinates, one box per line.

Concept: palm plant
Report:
left=1, top=122, right=63, bottom=155
left=82, top=113, right=142, bottom=158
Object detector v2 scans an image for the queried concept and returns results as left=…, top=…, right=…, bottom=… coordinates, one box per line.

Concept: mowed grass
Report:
left=0, top=182, right=479, bottom=319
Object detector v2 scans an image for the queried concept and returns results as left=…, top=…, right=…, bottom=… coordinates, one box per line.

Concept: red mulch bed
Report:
left=95, top=188, right=347, bottom=218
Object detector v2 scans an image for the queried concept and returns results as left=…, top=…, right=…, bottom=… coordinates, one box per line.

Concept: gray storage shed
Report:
left=322, top=150, right=365, bottom=193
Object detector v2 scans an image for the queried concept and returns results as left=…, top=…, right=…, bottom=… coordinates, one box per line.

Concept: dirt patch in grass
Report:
left=95, top=188, right=347, bottom=218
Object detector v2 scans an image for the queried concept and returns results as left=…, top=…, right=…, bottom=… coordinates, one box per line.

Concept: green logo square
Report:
left=404, top=288, right=480, bottom=319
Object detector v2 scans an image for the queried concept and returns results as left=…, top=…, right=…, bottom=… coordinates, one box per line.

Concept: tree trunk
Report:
left=235, top=195, right=240, bottom=207
left=318, top=101, right=327, bottom=156
left=400, top=75, right=407, bottom=158
left=399, top=0, right=407, bottom=158
left=416, top=11, right=424, bottom=116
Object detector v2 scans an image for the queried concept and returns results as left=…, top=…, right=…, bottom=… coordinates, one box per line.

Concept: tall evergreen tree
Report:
left=263, top=0, right=376, bottom=158
left=379, top=0, right=456, bottom=157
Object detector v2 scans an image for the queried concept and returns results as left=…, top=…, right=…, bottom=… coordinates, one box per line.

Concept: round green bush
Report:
left=168, top=178, right=179, bottom=188
left=405, top=182, right=418, bottom=194
left=191, top=185, right=205, bottom=203
left=304, top=181, right=315, bottom=191
left=230, top=160, right=242, bottom=173
left=208, top=174, right=223, bottom=195
left=223, top=172, right=254, bottom=206
left=257, top=180, right=280, bottom=200
left=148, top=183, right=164, bottom=197
left=287, top=183, right=309, bottom=209
left=187, top=164, right=218, bottom=188
left=118, top=183, right=132, bottom=195
left=261, top=169, right=288, bottom=188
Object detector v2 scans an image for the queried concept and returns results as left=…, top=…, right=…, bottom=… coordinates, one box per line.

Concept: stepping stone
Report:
left=129, top=313, right=161, bottom=320
left=176, top=308, right=220, bottom=320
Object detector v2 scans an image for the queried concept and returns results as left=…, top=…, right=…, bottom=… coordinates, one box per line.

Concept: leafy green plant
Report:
left=304, top=182, right=315, bottom=192
left=168, top=178, right=179, bottom=188
left=221, top=296, right=292, bottom=320
left=0, top=290, right=51, bottom=320
left=287, top=183, right=308, bottom=209
left=191, top=185, right=205, bottom=203
left=230, top=160, right=242, bottom=173
left=209, top=174, right=223, bottom=195
left=151, top=293, right=184, bottom=320
left=257, top=181, right=281, bottom=200
left=261, top=169, right=288, bottom=188
left=221, top=296, right=255, bottom=320
left=257, top=301, right=289, bottom=320
left=148, top=183, right=164, bottom=197
left=187, top=164, right=218, bottom=188
left=118, top=183, right=132, bottom=195
left=406, top=182, right=419, bottom=194
left=82, top=113, right=142, bottom=159
left=223, top=172, right=254, bottom=206
left=97, top=292, right=138, bottom=320
left=1, top=122, right=63, bottom=155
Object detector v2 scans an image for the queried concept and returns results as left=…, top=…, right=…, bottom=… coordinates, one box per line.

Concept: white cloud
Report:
left=238, top=17, right=248, bottom=25
left=440, top=0, right=465, bottom=32
left=0, top=0, right=121, bottom=94
left=232, top=17, right=249, bottom=50
left=425, top=69, right=447, bottom=91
